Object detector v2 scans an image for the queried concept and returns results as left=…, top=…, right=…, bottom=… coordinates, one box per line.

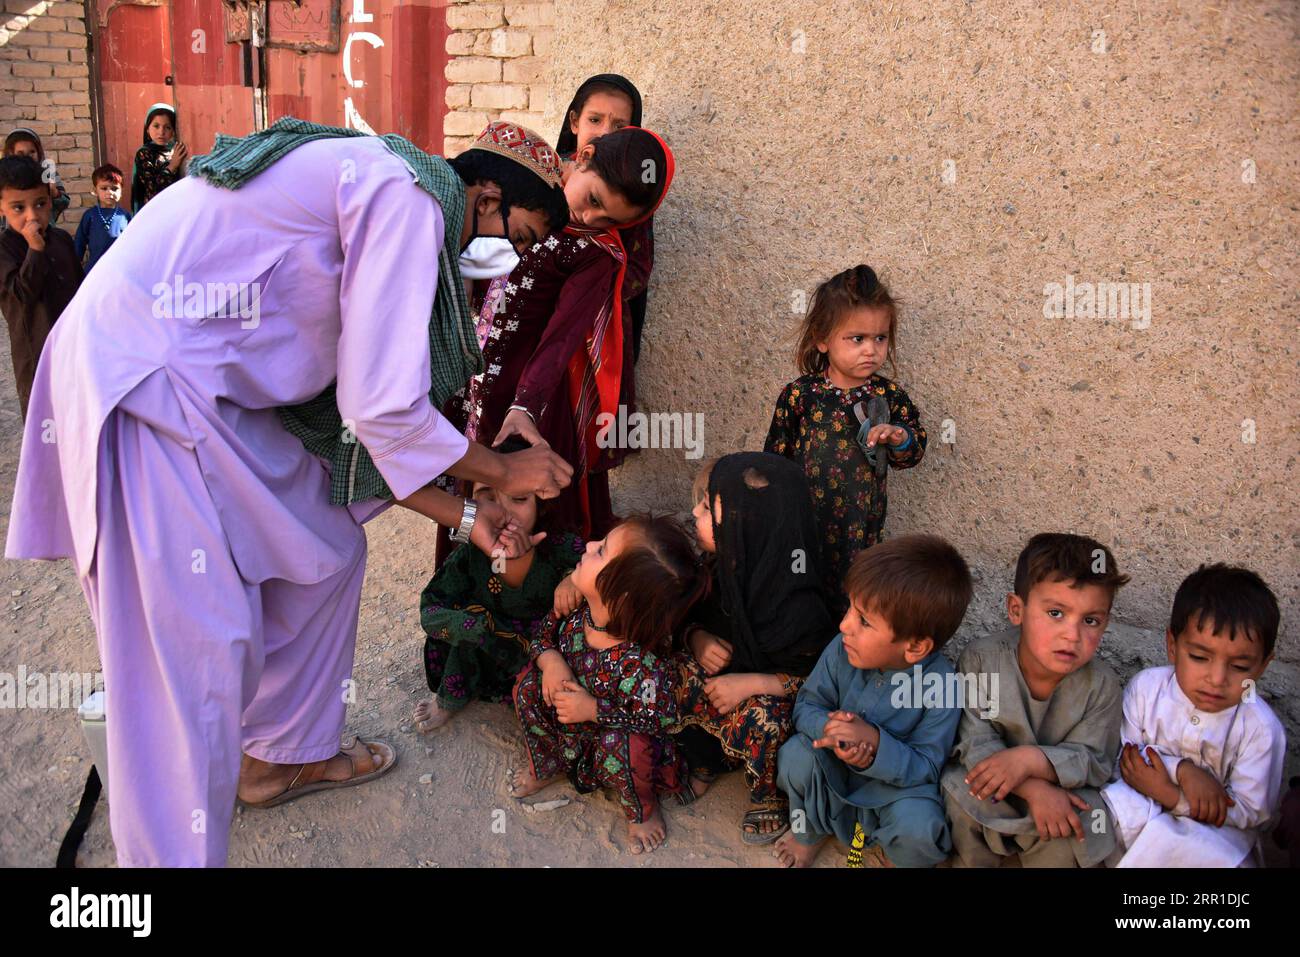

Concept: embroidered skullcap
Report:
left=466, top=121, right=563, bottom=189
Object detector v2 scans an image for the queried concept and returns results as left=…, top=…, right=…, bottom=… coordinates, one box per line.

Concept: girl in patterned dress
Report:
left=765, top=265, right=927, bottom=614
left=446, top=126, right=675, bottom=542
left=130, top=103, right=187, bottom=212
left=509, top=514, right=708, bottom=854
left=412, top=439, right=585, bottom=733
left=671, top=452, right=838, bottom=846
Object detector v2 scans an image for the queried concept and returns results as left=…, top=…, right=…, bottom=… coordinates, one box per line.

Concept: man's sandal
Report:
left=740, top=803, right=791, bottom=846
left=240, top=734, right=397, bottom=810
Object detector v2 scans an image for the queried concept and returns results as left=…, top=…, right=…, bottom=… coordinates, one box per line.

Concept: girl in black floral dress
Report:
left=765, top=265, right=927, bottom=613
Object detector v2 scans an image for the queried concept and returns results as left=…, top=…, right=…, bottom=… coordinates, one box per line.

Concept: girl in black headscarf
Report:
left=130, top=103, right=187, bottom=213
left=671, top=452, right=838, bottom=845
left=556, top=74, right=655, bottom=363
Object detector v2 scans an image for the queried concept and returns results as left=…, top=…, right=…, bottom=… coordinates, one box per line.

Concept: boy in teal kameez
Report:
left=775, top=535, right=974, bottom=867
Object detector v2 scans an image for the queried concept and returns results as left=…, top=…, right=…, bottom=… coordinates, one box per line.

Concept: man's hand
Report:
left=1177, top=759, right=1234, bottom=827
left=1119, top=744, right=1182, bottom=811
left=537, top=650, right=575, bottom=708
left=552, top=574, right=582, bottom=617
left=966, top=746, right=1042, bottom=801
left=553, top=679, right=598, bottom=725
left=688, top=628, right=733, bottom=675
left=492, top=444, right=573, bottom=500
left=19, top=219, right=44, bottom=251
left=1021, top=778, right=1089, bottom=843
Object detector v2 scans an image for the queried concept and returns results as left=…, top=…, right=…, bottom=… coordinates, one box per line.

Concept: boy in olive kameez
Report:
left=942, top=533, right=1127, bottom=867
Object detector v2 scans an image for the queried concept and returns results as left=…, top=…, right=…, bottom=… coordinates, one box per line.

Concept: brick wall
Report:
left=442, top=0, right=555, bottom=155
left=0, top=0, right=94, bottom=219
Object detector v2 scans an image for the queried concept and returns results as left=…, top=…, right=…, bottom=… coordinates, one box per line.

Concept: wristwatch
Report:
left=450, top=498, right=479, bottom=544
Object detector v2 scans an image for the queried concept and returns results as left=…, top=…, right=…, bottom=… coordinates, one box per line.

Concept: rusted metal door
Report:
left=92, top=1, right=450, bottom=209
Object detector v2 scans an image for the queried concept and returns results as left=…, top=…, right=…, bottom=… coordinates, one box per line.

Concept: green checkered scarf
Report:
left=188, top=117, right=479, bottom=505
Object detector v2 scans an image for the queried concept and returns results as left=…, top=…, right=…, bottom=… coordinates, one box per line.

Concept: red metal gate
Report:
left=92, top=1, right=450, bottom=209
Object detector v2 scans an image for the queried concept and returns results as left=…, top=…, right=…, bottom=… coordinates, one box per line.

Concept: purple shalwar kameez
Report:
left=5, top=138, right=469, bottom=866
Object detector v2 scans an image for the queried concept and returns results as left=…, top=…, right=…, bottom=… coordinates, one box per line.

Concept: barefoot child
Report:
left=510, top=515, right=707, bottom=853
left=672, top=452, right=837, bottom=846
left=412, top=437, right=585, bottom=733
left=765, top=264, right=926, bottom=614
left=774, top=535, right=973, bottom=868
left=942, top=532, right=1127, bottom=867
left=1102, top=564, right=1286, bottom=867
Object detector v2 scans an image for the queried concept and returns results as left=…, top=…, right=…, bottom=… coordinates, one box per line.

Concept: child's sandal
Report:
left=671, top=769, right=718, bottom=807
left=740, top=804, right=790, bottom=846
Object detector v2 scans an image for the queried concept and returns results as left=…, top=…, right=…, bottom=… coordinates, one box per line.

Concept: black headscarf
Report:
left=699, top=452, right=837, bottom=676
left=556, top=75, right=654, bottom=362
left=555, top=74, right=643, bottom=156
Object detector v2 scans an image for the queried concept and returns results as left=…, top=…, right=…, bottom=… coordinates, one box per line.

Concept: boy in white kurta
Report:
left=1102, top=564, right=1286, bottom=867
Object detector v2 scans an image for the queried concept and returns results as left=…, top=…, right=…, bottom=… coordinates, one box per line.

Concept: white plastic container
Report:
left=78, top=689, right=108, bottom=797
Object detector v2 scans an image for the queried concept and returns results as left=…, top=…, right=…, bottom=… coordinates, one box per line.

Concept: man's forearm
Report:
left=443, top=439, right=506, bottom=488
left=394, top=482, right=467, bottom=527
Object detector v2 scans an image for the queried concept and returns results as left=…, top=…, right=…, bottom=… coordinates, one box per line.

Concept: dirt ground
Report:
left=0, top=347, right=843, bottom=869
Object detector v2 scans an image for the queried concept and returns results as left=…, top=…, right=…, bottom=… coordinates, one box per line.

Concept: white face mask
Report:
left=458, top=237, right=520, bottom=279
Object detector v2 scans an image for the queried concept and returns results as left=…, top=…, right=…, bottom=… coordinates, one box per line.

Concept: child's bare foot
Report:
left=773, top=831, right=825, bottom=868
left=508, top=765, right=562, bottom=799
left=628, top=807, right=667, bottom=854
left=412, top=697, right=454, bottom=733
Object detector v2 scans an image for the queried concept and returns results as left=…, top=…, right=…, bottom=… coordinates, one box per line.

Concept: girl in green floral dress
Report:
left=412, top=465, right=584, bottom=733
left=765, top=265, right=927, bottom=614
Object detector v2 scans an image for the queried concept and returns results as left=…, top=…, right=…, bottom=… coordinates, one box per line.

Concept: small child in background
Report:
left=1102, top=564, right=1286, bottom=867
left=0, top=156, right=81, bottom=418
left=510, top=515, right=707, bottom=854
left=131, top=103, right=187, bottom=213
left=73, top=164, right=131, bottom=273
left=412, top=436, right=585, bottom=733
left=3, top=128, right=69, bottom=222
left=942, top=532, right=1127, bottom=868
left=765, top=264, right=926, bottom=615
left=775, top=535, right=973, bottom=868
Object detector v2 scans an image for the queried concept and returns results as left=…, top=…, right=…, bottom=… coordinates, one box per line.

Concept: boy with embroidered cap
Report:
left=774, top=534, right=973, bottom=868
left=942, top=532, right=1127, bottom=867
left=1101, top=564, right=1286, bottom=867
left=5, top=119, right=572, bottom=867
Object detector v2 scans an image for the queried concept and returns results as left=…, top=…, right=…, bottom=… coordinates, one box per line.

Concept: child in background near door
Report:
left=131, top=103, right=187, bottom=212
left=74, top=165, right=131, bottom=273
left=765, top=264, right=926, bottom=615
